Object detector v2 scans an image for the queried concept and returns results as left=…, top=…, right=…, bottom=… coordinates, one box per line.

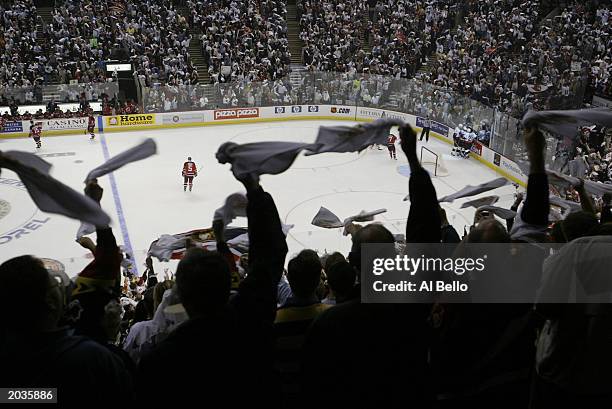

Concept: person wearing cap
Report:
left=71, top=180, right=136, bottom=376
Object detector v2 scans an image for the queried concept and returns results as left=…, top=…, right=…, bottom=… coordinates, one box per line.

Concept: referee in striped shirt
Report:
left=420, top=116, right=431, bottom=142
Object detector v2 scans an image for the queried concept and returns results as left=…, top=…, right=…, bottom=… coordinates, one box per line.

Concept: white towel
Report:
left=439, top=177, right=508, bottom=203
left=86, top=138, right=157, bottom=182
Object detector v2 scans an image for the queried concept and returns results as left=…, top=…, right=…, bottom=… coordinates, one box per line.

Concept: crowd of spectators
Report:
left=420, top=0, right=542, bottom=116
left=368, top=0, right=456, bottom=78
left=554, top=125, right=612, bottom=184
left=420, top=1, right=611, bottom=118
left=2, top=122, right=612, bottom=408
left=3, top=0, right=610, bottom=120
left=0, top=0, right=43, bottom=90
left=298, top=0, right=367, bottom=73
left=187, top=0, right=290, bottom=84
left=49, top=0, right=195, bottom=87
left=1, top=0, right=196, bottom=94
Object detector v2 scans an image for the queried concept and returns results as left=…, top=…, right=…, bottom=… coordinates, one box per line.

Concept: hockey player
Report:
left=387, top=133, right=397, bottom=160
left=182, top=157, right=197, bottom=192
left=0, top=116, right=6, bottom=132
left=86, top=111, right=96, bottom=139
left=30, top=122, right=43, bottom=149
left=452, top=124, right=472, bottom=158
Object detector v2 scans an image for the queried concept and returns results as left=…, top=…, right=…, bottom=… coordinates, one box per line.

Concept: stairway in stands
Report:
left=189, top=33, right=210, bottom=85
left=36, top=6, right=53, bottom=25
left=289, top=64, right=307, bottom=89
left=177, top=5, right=210, bottom=85
left=35, top=5, right=64, bottom=90
left=360, top=9, right=372, bottom=55
left=286, top=0, right=304, bottom=65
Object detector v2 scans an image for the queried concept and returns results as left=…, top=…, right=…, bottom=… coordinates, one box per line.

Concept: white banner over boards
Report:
left=356, top=107, right=412, bottom=124
left=43, top=117, right=90, bottom=131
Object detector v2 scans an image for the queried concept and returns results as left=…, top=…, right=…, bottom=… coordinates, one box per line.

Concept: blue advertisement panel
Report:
left=416, top=116, right=449, bottom=137
left=0, top=121, right=23, bottom=133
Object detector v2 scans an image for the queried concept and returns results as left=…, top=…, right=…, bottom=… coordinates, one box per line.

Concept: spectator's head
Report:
left=287, top=249, right=322, bottom=299
left=0, top=255, right=64, bottom=333
left=71, top=290, right=120, bottom=343
left=550, top=211, right=599, bottom=243
left=323, top=251, right=346, bottom=272
left=467, top=219, right=511, bottom=243
left=147, top=275, right=158, bottom=288
left=349, top=224, right=395, bottom=271
left=175, top=248, right=231, bottom=318
left=325, top=260, right=356, bottom=303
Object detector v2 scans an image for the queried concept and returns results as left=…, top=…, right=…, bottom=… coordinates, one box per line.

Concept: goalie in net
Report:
left=420, top=146, right=449, bottom=177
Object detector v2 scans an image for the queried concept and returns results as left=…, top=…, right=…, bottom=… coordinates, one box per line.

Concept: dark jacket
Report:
left=0, top=328, right=133, bottom=408
left=136, top=187, right=287, bottom=408
left=301, top=166, right=439, bottom=408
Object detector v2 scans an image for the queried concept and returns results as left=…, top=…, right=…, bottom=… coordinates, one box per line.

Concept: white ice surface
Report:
left=0, top=121, right=518, bottom=277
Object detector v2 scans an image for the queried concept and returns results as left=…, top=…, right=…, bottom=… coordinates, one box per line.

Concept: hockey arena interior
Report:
left=0, top=0, right=611, bottom=407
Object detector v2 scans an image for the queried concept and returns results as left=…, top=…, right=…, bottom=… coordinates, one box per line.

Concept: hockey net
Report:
left=420, top=146, right=449, bottom=177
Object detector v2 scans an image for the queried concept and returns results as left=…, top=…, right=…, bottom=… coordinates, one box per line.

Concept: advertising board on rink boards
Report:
left=0, top=104, right=528, bottom=186
left=161, top=113, right=206, bottom=125
left=213, top=108, right=260, bottom=121
left=356, top=107, right=412, bottom=125
left=415, top=116, right=451, bottom=140
left=0, top=121, right=23, bottom=133
left=43, top=117, right=89, bottom=131
left=106, top=114, right=156, bottom=127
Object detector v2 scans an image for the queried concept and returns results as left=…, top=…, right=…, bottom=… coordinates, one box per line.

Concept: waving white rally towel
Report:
left=1, top=151, right=110, bottom=226
left=522, top=108, right=612, bottom=138
left=311, top=206, right=344, bottom=228
left=476, top=205, right=517, bottom=220
left=216, top=141, right=313, bottom=178
left=312, top=206, right=387, bottom=235
left=547, top=169, right=612, bottom=196
left=460, top=195, right=500, bottom=209
left=306, top=118, right=405, bottom=155
left=438, top=177, right=508, bottom=203
left=213, top=192, right=248, bottom=228
left=86, top=138, right=157, bottom=182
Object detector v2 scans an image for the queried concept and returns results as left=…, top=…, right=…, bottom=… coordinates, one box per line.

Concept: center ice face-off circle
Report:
left=0, top=178, right=45, bottom=242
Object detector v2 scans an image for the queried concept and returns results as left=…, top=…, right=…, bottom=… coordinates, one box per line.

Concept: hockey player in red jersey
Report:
left=182, top=157, right=198, bottom=191
left=86, top=111, right=96, bottom=139
left=387, top=133, right=397, bottom=159
left=30, top=122, right=43, bottom=149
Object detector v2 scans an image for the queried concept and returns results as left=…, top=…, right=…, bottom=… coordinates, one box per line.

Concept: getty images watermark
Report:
left=371, top=254, right=487, bottom=293
left=360, top=242, right=612, bottom=304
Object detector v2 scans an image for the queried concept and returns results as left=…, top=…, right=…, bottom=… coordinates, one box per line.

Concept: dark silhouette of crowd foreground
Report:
left=2, top=119, right=612, bottom=408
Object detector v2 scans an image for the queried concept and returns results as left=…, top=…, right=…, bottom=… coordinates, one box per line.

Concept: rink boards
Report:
left=0, top=104, right=527, bottom=186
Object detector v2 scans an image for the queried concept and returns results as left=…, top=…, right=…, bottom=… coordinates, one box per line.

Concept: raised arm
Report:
left=575, top=180, right=595, bottom=215
left=73, top=180, right=122, bottom=295
left=520, top=127, right=549, bottom=227
left=232, top=175, right=288, bottom=323
left=400, top=125, right=441, bottom=243
left=602, top=194, right=612, bottom=225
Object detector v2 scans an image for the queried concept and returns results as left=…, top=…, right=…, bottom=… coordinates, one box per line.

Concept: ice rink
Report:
left=0, top=120, right=518, bottom=277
